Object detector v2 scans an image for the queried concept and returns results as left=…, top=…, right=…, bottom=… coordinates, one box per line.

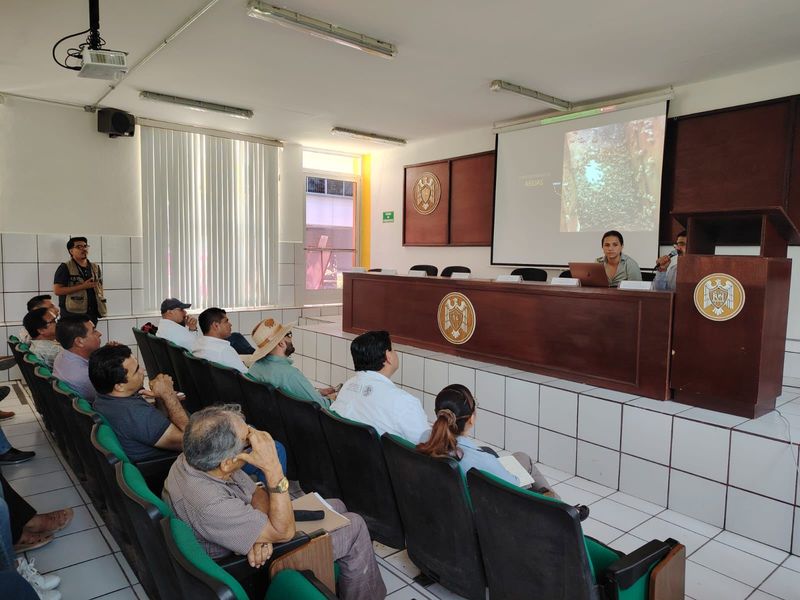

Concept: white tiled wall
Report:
left=1, top=233, right=144, bottom=321
left=293, top=321, right=800, bottom=555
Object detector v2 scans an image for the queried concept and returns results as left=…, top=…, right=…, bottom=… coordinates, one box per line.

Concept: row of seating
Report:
left=11, top=332, right=685, bottom=599
left=6, top=337, right=336, bottom=600
left=130, top=330, right=685, bottom=599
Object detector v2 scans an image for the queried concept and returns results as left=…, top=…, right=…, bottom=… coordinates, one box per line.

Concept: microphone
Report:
left=654, top=249, right=678, bottom=270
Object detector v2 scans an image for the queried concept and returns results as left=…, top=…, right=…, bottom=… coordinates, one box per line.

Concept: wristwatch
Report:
left=266, top=476, right=289, bottom=494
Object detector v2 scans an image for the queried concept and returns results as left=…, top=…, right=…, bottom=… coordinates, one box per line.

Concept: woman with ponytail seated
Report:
left=416, top=384, right=556, bottom=496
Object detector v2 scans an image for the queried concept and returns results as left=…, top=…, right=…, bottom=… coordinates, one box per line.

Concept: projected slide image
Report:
left=559, top=116, right=665, bottom=232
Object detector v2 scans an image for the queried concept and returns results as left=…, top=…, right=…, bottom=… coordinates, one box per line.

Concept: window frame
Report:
left=299, top=167, right=361, bottom=303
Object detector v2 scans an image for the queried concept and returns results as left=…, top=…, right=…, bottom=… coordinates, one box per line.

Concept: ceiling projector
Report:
left=78, top=48, right=128, bottom=80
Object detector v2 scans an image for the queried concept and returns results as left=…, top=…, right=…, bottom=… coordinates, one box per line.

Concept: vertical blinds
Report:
left=140, top=126, right=279, bottom=312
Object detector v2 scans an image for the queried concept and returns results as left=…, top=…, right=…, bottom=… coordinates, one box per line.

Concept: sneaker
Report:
left=0, top=386, right=10, bottom=402
left=0, top=447, right=36, bottom=465
left=17, top=557, right=61, bottom=597
left=0, top=356, right=15, bottom=370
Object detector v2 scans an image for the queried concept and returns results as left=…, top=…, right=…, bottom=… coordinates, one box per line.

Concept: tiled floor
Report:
left=4, top=382, right=800, bottom=600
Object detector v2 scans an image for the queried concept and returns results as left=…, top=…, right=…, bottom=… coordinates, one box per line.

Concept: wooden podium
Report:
left=670, top=256, right=791, bottom=418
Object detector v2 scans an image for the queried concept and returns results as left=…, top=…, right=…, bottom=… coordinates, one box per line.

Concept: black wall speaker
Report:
left=97, top=108, right=135, bottom=138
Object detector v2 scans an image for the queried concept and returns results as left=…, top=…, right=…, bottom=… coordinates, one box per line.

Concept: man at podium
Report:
left=653, top=230, right=687, bottom=291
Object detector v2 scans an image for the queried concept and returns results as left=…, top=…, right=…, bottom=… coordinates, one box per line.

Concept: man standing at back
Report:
left=53, top=237, right=106, bottom=323
left=192, top=308, right=247, bottom=373
left=330, top=330, right=429, bottom=443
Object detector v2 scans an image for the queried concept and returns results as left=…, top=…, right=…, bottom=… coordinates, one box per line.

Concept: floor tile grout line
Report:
left=709, top=529, right=791, bottom=565
left=686, top=551, right=779, bottom=592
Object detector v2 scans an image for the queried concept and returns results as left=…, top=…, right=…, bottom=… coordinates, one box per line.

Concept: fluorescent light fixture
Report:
left=331, top=127, right=406, bottom=146
left=139, top=91, right=254, bottom=119
left=493, top=87, right=675, bottom=133
left=490, top=79, right=572, bottom=111
left=247, top=0, right=396, bottom=59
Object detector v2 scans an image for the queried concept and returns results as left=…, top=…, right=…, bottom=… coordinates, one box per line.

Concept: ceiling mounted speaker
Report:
left=97, top=108, right=135, bottom=138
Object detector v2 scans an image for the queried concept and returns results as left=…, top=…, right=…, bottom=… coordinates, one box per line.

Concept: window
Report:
left=304, top=175, right=356, bottom=290
left=140, top=126, right=279, bottom=310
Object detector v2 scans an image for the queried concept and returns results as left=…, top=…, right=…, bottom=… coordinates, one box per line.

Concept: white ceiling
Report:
left=3, top=0, right=800, bottom=153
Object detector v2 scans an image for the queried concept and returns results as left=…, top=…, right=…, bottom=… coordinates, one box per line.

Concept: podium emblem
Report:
left=693, top=273, right=746, bottom=322
left=413, top=172, right=441, bottom=215
left=437, top=292, right=476, bottom=345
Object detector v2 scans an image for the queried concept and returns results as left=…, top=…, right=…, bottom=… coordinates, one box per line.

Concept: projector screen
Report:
left=492, top=101, right=668, bottom=267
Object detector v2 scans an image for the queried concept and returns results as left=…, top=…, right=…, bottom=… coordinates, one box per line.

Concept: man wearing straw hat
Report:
left=247, top=319, right=336, bottom=408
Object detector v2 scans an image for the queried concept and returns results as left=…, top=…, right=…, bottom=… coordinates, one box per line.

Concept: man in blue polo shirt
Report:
left=89, top=345, right=185, bottom=461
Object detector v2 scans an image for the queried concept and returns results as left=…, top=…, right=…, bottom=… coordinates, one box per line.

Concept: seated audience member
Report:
left=192, top=308, right=247, bottom=373
left=247, top=319, right=335, bottom=408
left=596, top=230, right=642, bottom=287
left=163, top=405, right=386, bottom=600
left=17, top=295, right=60, bottom=344
left=156, top=298, right=200, bottom=350
left=89, top=345, right=187, bottom=461
left=52, top=316, right=103, bottom=402
left=330, top=330, right=429, bottom=443
left=654, top=230, right=687, bottom=292
left=23, top=309, right=61, bottom=369
left=418, top=385, right=555, bottom=492
left=1, top=470, right=71, bottom=599
left=156, top=297, right=255, bottom=354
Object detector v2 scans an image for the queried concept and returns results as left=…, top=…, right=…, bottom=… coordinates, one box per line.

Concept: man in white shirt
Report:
left=156, top=298, right=200, bottom=351
left=330, top=330, right=429, bottom=444
left=192, top=308, right=247, bottom=373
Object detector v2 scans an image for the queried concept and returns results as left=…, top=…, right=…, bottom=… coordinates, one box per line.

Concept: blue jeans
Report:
left=0, top=427, right=11, bottom=455
left=241, top=440, right=288, bottom=486
left=0, top=491, right=15, bottom=571
left=227, top=332, right=255, bottom=355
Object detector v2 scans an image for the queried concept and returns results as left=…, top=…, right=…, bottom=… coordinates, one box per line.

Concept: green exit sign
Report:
left=382, top=211, right=395, bottom=223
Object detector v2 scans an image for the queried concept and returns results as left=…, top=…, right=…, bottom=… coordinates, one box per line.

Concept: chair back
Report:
left=90, top=423, right=143, bottom=569
left=641, top=271, right=656, bottom=282
left=132, top=328, right=160, bottom=379
left=510, top=267, right=548, bottom=282
left=31, top=365, right=71, bottom=456
left=208, top=362, right=246, bottom=410
left=115, top=461, right=178, bottom=600
left=37, top=371, right=82, bottom=474
left=166, top=344, right=203, bottom=412
left=275, top=390, right=341, bottom=498
left=19, top=353, right=52, bottom=428
left=319, top=409, right=405, bottom=548
left=161, top=517, right=248, bottom=600
left=238, top=377, right=296, bottom=478
left=440, top=265, right=471, bottom=278
left=409, top=264, right=438, bottom=276
left=467, top=468, right=599, bottom=600
left=381, top=433, right=486, bottom=600
left=148, top=334, right=177, bottom=379
left=185, top=353, right=220, bottom=408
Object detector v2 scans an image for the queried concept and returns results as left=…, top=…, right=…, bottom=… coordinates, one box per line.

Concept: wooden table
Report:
left=343, top=273, right=674, bottom=399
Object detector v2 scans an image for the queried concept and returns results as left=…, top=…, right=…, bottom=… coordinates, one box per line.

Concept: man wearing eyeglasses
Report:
left=22, top=308, right=61, bottom=369
left=53, top=237, right=107, bottom=324
left=653, top=230, right=687, bottom=292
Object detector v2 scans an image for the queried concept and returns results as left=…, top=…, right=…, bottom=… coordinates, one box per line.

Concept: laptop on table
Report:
left=568, top=262, right=609, bottom=288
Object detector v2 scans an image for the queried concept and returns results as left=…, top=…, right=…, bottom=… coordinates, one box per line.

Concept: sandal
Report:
left=13, top=531, right=54, bottom=552
left=24, top=508, right=74, bottom=534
